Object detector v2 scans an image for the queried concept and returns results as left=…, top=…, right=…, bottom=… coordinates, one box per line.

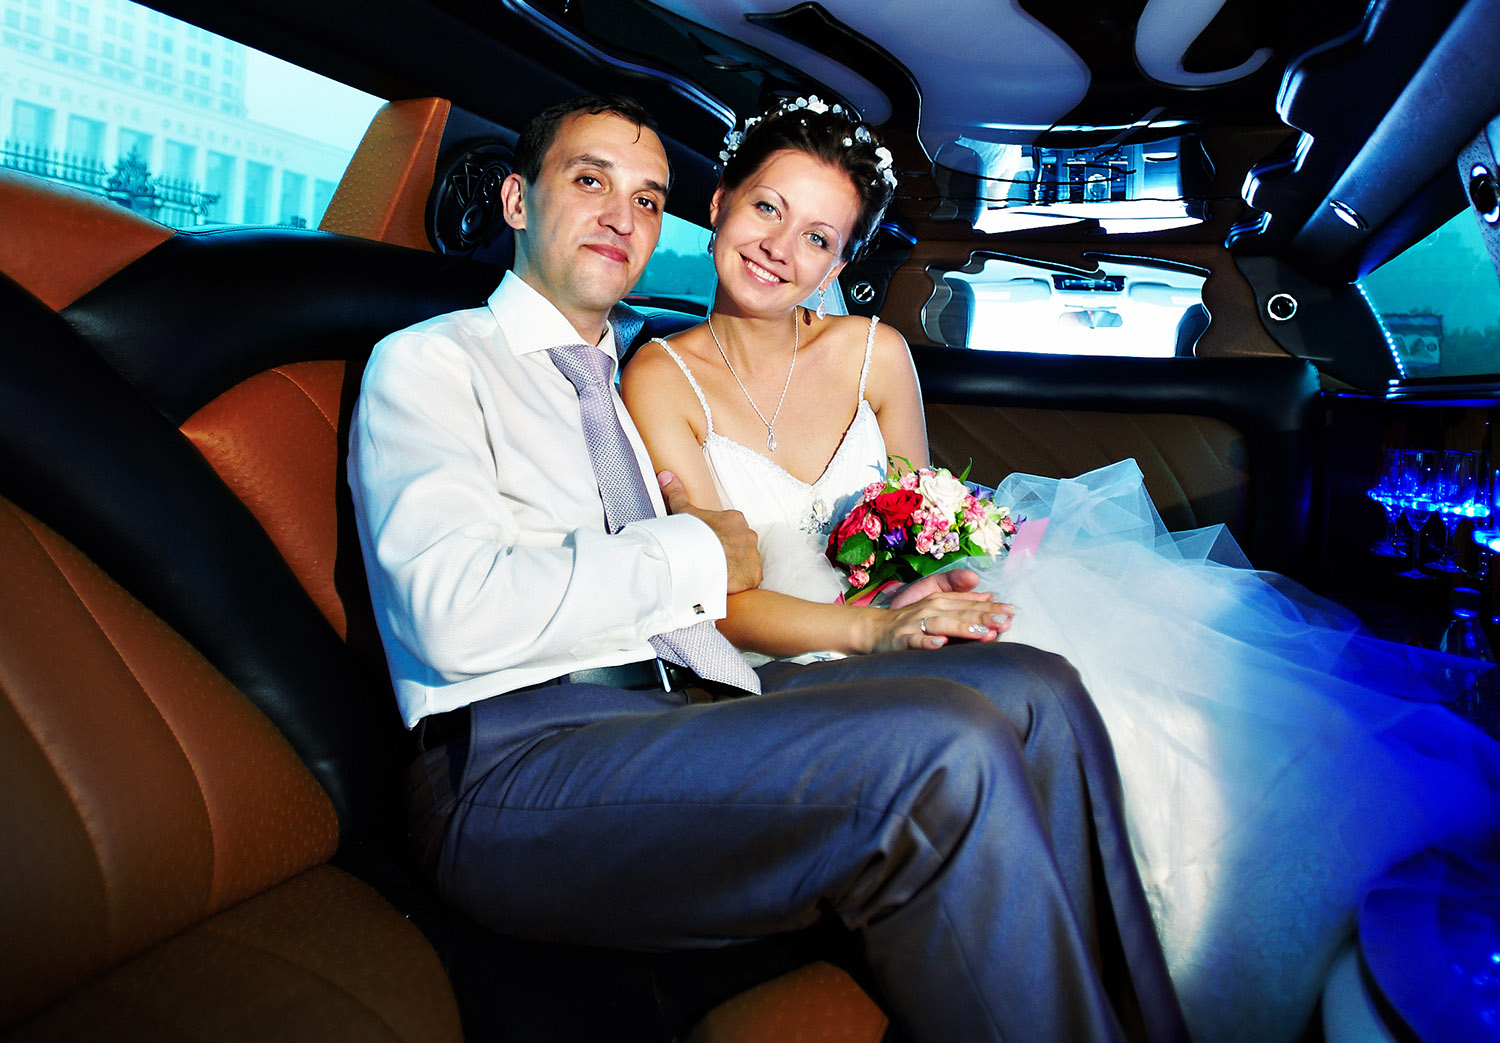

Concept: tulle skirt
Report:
left=976, top=460, right=1500, bottom=1041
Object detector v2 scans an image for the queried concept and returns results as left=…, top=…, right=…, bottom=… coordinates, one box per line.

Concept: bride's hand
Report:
left=865, top=592, right=1016, bottom=654
left=887, top=568, right=981, bottom=608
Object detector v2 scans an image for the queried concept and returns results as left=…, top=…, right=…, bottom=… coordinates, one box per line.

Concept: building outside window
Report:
left=203, top=149, right=232, bottom=221
left=11, top=99, right=52, bottom=146
left=64, top=112, right=102, bottom=159
left=1, top=0, right=381, bottom=229
left=116, top=126, right=148, bottom=162
left=278, top=168, right=304, bottom=225
left=241, top=158, right=269, bottom=223
left=161, top=138, right=192, bottom=180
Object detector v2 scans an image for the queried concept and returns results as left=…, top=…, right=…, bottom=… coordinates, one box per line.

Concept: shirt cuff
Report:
left=629, top=514, right=729, bottom=624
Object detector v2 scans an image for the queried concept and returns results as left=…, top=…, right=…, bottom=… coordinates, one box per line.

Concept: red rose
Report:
left=872, top=490, right=921, bottom=529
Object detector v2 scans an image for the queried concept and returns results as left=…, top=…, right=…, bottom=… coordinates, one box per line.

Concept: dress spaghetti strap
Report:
left=653, top=338, right=714, bottom=435
left=657, top=317, right=879, bottom=435
left=858, top=315, right=880, bottom=402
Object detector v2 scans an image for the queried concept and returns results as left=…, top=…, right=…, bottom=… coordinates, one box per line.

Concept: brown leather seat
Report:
left=1, top=159, right=888, bottom=1039
left=0, top=496, right=462, bottom=1042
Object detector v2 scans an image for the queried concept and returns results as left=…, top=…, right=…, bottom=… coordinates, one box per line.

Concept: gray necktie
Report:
left=548, top=342, right=761, bottom=694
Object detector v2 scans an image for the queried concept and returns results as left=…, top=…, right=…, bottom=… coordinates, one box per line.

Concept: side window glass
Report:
left=1358, top=208, right=1500, bottom=379
left=634, top=212, right=714, bottom=312
left=923, top=255, right=1207, bottom=358
left=0, top=0, right=383, bottom=230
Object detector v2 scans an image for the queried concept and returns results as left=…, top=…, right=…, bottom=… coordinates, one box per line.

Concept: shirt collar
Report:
left=489, top=272, right=620, bottom=367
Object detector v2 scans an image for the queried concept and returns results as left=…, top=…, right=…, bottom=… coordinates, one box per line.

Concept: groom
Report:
left=348, top=93, right=1186, bottom=1043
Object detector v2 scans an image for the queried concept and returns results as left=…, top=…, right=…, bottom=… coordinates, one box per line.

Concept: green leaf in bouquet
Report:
left=835, top=532, right=876, bottom=566
left=888, top=455, right=917, bottom=479
left=898, top=551, right=950, bottom=578
left=864, top=560, right=906, bottom=589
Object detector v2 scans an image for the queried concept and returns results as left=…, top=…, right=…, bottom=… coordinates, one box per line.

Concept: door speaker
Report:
left=427, top=139, right=515, bottom=268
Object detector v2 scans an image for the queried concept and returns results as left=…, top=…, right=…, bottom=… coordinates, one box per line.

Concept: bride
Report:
left=621, top=98, right=1500, bottom=1042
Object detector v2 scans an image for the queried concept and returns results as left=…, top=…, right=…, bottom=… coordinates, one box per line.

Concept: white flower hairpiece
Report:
left=719, top=94, right=898, bottom=190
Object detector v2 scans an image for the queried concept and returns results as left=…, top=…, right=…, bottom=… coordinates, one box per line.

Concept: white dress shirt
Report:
left=349, top=272, right=729, bottom=727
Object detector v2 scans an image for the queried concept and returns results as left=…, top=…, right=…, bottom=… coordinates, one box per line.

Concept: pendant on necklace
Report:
left=767, top=431, right=778, bottom=452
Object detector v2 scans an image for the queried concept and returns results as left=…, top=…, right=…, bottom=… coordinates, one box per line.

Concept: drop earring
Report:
left=707, top=231, right=716, bottom=255
left=816, top=286, right=827, bottom=320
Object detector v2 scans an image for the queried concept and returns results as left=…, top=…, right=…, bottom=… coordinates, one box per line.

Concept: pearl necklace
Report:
left=707, top=311, right=799, bottom=452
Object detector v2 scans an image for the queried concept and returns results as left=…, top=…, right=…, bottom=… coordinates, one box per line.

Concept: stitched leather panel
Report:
left=0, top=273, right=402, bottom=838
left=182, top=362, right=350, bottom=637
left=0, top=498, right=337, bottom=1026
left=319, top=98, right=450, bottom=250
left=927, top=404, right=1246, bottom=535
left=4, top=867, right=461, bottom=1043
left=0, top=170, right=173, bottom=312
left=913, top=348, right=1320, bottom=576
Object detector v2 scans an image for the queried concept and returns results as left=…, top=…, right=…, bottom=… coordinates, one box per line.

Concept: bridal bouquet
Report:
left=826, top=459, right=1016, bottom=592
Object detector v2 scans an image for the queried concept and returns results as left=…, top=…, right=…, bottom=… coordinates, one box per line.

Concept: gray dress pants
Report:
left=411, top=641, right=1187, bottom=1043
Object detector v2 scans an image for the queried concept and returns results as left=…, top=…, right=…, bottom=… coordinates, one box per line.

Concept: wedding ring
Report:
left=919, top=617, right=932, bottom=635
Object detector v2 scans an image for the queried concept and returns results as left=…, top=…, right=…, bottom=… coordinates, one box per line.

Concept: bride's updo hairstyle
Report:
left=719, top=96, right=898, bottom=262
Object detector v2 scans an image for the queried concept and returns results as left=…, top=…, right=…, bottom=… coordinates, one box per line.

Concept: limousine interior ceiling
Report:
left=152, top=0, right=1497, bottom=267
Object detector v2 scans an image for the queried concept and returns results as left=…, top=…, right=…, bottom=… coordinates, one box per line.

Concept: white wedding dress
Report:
left=654, top=325, right=1500, bottom=1042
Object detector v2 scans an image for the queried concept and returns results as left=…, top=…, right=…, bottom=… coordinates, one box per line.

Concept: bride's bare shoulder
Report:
left=814, top=312, right=911, bottom=360
left=620, top=328, right=713, bottom=415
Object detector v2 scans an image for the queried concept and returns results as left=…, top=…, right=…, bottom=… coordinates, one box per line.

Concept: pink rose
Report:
left=849, top=567, right=870, bottom=588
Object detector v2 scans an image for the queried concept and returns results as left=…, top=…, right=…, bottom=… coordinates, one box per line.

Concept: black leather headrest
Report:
left=912, top=345, right=1320, bottom=437
left=62, top=228, right=503, bottom=424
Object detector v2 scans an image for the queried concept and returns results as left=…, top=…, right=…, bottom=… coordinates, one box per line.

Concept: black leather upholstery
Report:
left=912, top=345, right=1322, bottom=576
left=913, top=346, right=1319, bottom=432
left=0, top=274, right=402, bottom=837
left=6, top=230, right=498, bottom=840
left=62, top=227, right=502, bottom=425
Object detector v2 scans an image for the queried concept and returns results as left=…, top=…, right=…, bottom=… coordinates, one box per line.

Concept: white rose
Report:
left=970, top=515, right=1009, bottom=556
left=917, top=471, right=969, bottom=521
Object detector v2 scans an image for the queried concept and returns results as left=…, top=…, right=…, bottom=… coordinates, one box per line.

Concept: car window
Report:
left=633, top=210, right=714, bottom=312
left=924, top=255, right=1207, bottom=358
left=1358, top=208, right=1500, bottom=380
left=1, top=0, right=383, bottom=230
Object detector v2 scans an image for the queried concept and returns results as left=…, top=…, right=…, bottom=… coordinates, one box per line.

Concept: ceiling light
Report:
left=1328, top=199, right=1367, bottom=230
left=702, top=53, right=752, bottom=71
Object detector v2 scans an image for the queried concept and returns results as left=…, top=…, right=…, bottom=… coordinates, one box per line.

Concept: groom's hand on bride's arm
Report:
left=658, top=470, right=762, bottom=593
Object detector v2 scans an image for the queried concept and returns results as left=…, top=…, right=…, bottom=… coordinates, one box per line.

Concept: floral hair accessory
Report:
left=826, top=457, right=1017, bottom=591
left=720, top=94, right=899, bottom=189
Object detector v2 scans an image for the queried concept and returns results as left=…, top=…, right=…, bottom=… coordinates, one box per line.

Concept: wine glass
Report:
left=1472, top=468, right=1500, bottom=583
left=1396, top=450, right=1437, bottom=579
left=1429, top=450, right=1480, bottom=573
left=1367, top=447, right=1408, bottom=557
